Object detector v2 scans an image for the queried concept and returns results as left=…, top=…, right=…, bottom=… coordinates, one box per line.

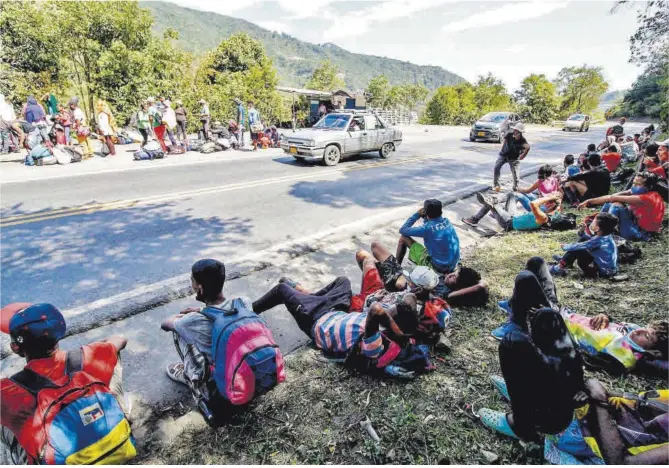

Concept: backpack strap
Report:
left=66, top=348, right=83, bottom=375
left=199, top=303, right=239, bottom=321
left=10, top=368, right=57, bottom=397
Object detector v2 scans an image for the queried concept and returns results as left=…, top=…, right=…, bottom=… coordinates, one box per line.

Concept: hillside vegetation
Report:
left=141, top=1, right=465, bottom=90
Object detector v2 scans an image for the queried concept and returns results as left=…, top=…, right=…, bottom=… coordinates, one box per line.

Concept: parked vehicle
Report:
left=563, top=114, right=590, bottom=132
left=469, top=112, right=522, bottom=143
left=280, top=111, right=402, bottom=166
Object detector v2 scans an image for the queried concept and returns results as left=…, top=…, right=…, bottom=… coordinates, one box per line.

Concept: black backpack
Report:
left=546, top=213, right=577, bottom=231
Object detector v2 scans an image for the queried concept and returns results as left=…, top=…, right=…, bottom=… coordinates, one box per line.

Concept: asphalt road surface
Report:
left=0, top=124, right=631, bottom=309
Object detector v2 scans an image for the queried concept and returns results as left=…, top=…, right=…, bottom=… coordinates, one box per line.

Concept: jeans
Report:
left=253, top=277, right=352, bottom=337
left=64, top=126, right=71, bottom=145
left=35, top=121, right=50, bottom=145
left=176, top=120, right=187, bottom=141
left=166, top=128, right=177, bottom=146
left=201, top=119, right=210, bottom=140
left=493, top=155, right=520, bottom=189
left=0, top=129, right=10, bottom=153
left=504, top=192, right=536, bottom=212
left=471, top=203, right=514, bottom=230
left=601, top=202, right=649, bottom=241
left=561, top=250, right=599, bottom=277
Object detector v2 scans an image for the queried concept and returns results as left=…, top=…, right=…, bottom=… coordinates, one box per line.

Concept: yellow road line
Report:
left=0, top=153, right=445, bottom=228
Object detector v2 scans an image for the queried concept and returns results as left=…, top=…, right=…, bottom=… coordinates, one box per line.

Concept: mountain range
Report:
left=141, top=1, right=466, bottom=91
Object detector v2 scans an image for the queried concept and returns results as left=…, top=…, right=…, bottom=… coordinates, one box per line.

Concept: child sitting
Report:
left=550, top=212, right=618, bottom=278
left=562, top=154, right=579, bottom=178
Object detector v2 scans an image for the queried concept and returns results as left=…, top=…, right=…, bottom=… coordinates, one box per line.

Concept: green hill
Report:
left=141, top=1, right=466, bottom=91
left=598, top=89, right=626, bottom=111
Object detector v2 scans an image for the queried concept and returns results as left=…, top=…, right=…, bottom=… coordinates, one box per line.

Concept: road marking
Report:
left=0, top=153, right=448, bottom=227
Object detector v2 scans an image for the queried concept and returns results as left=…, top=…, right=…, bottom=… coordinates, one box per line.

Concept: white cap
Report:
left=513, top=122, right=526, bottom=133
left=659, top=138, right=669, bottom=147
left=403, top=266, right=439, bottom=291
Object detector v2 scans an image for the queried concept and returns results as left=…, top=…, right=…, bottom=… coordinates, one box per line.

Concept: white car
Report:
left=563, top=114, right=591, bottom=132
left=280, top=111, right=403, bottom=166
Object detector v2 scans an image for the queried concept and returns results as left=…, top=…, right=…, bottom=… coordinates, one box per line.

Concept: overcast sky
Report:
left=164, top=0, right=643, bottom=91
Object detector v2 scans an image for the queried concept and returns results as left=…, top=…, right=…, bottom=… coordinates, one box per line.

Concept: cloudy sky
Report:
left=165, top=0, right=643, bottom=91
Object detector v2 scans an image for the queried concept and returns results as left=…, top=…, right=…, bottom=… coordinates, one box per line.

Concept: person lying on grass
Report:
left=549, top=212, right=619, bottom=278
left=543, top=379, right=669, bottom=465
left=367, top=239, right=488, bottom=307
left=562, top=310, right=668, bottom=376
left=251, top=270, right=435, bottom=378
left=578, top=172, right=666, bottom=242
left=462, top=191, right=563, bottom=232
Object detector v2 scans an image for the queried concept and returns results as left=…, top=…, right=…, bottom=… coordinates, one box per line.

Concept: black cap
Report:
left=424, top=199, right=443, bottom=218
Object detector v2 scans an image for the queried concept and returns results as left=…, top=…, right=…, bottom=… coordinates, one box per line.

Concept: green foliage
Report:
left=421, top=84, right=477, bottom=125
left=555, top=66, right=609, bottom=117
left=305, top=60, right=345, bottom=92
left=365, top=76, right=428, bottom=110
left=141, top=1, right=466, bottom=90
left=472, top=73, right=512, bottom=115
left=365, top=75, right=390, bottom=108
left=514, top=74, right=560, bottom=124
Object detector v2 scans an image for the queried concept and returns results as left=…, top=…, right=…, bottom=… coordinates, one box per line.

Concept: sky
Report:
left=164, top=0, right=644, bottom=91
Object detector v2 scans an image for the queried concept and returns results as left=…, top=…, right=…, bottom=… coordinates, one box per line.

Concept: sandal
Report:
left=490, top=375, right=510, bottom=401
left=479, top=408, right=519, bottom=439
left=166, top=362, right=188, bottom=386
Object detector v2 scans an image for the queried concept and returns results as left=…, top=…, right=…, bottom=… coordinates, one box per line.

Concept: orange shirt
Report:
left=631, top=191, right=665, bottom=232
left=601, top=152, right=622, bottom=172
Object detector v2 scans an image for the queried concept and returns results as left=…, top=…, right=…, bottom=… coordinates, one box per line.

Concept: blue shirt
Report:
left=248, top=108, right=260, bottom=125
left=563, top=234, right=618, bottom=276
left=512, top=212, right=543, bottom=231
left=567, top=165, right=580, bottom=177
left=400, top=214, right=460, bottom=273
left=237, top=104, right=246, bottom=125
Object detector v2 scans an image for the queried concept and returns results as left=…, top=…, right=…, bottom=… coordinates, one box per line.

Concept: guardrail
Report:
left=370, top=108, right=418, bottom=126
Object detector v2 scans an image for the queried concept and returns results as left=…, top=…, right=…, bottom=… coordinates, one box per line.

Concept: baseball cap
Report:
left=403, top=266, right=439, bottom=291
left=659, top=138, right=669, bottom=147
left=146, top=96, right=155, bottom=103
left=7, top=303, right=66, bottom=348
left=513, top=122, right=526, bottom=133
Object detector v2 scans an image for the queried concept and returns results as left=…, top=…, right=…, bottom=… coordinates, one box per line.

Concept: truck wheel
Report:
left=379, top=142, right=393, bottom=158
left=323, top=145, right=341, bottom=166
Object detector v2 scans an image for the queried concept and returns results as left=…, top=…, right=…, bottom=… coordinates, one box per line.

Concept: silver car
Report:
left=470, top=112, right=522, bottom=143
left=563, top=114, right=590, bottom=132
left=280, top=111, right=403, bottom=166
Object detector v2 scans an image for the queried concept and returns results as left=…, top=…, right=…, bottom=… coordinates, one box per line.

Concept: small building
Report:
left=332, top=89, right=366, bottom=110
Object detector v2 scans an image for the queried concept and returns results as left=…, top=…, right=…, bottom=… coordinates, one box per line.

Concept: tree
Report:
left=305, top=60, right=345, bottom=91
left=472, top=73, right=511, bottom=115
left=554, top=66, right=609, bottom=116
left=365, top=75, right=390, bottom=108
left=613, top=0, right=669, bottom=67
left=514, top=74, right=560, bottom=124
left=421, top=83, right=476, bottom=125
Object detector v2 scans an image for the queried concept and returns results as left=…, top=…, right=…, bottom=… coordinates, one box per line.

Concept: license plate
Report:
left=477, top=132, right=485, bottom=137
left=289, top=146, right=297, bottom=154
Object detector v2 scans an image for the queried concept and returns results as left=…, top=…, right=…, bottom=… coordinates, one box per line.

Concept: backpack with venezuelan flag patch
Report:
left=9, top=349, right=136, bottom=465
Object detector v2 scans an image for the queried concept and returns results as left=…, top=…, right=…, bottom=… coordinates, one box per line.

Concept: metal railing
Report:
left=369, top=108, right=418, bottom=126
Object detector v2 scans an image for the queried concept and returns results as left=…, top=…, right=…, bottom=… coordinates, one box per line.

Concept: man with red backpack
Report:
left=0, top=303, right=134, bottom=465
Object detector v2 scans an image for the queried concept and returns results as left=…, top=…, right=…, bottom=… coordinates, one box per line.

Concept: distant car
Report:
left=563, top=114, right=590, bottom=132
left=280, top=111, right=403, bottom=166
left=470, top=112, right=522, bottom=143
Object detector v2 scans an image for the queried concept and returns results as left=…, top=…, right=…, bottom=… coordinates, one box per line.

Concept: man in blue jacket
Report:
left=397, top=199, right=460, bottom=274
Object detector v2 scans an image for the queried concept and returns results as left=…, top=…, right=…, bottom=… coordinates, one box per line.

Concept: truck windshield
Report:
left=314, top=114, right=350, bottom=129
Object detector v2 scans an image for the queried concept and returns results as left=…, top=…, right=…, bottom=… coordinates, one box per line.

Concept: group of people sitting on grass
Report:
left=1, top=133, right=667, bottom=463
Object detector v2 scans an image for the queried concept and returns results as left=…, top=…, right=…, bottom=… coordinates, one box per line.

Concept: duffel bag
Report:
left=216, top=138, right=231, bottom=149
left=133, top=149, right=151, bottom=160
left=169, top=145, right=186, bottom=155
left=144, top=140, right=161, bottom=152
left=63, top=145, right=84, bottom=163
left=145, top=149, right=165, bottom=159
left=53, top=146, right=72, bottom=165
left=199, top=142, right=216, bottom=154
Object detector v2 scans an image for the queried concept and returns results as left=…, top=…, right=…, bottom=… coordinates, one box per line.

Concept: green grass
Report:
left=141, top=207, right=668, bottom=465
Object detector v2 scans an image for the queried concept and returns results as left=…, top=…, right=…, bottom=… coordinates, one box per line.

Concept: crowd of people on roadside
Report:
left=0, top=93, right=279, bottom=166
left=1, top=118, right=667, bottom=465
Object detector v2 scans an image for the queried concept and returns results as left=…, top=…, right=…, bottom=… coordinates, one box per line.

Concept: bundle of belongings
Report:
left=133, top=140, right=165, bottom=161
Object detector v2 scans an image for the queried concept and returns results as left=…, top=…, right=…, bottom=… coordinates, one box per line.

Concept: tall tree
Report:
left=554, top=65, right=609, bottom=116
left=421, top=83, right=476, bottom=125
left=514, top=74, right=560, bottom=124
left=472, top=73, right=511, bottom=114
left=305, top=60, right=345, bottom=92
left=365, top=75, right=390, bottom=108
left=613, top=0, right=669, bottom=66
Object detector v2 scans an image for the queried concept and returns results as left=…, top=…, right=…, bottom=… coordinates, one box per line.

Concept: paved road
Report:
left=0, top=124, right=622, bottom=309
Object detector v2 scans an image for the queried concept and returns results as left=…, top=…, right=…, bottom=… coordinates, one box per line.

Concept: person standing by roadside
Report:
left=55, top=104, right=72, bottom=145
left=163, top=100, right=178, bottom=147
left=42, top=92, right=58, bottom=119
left=199, top=99, right=210, bottom=141
left=234, top=98, right=246, bottom=148
left=69, top=98, right=93, bottom=158
left=156, top=96, right=167, bottom=114
left=148, top=97, right=168, bottom=152
left=248, top=101, right=261, bottom=151
left=22, top=96, right=50, bottom=146
left=493, top=123, right=530, bottom=192
left=136, top=102, right=151, bottom=147
left=174, top=100, right=188, bottom=145
left=96, top=99, right=117, bottom=156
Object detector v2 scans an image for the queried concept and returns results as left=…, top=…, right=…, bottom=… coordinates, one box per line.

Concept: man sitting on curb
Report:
left=462, top=192, right=563, bottom=232
left=368, top=240, right=488, bottom=307
left=0, top=303, right=132, bottom=465
left=397, top=199, right=460, bottom=275
left=563, top=153, right=611, bottom=204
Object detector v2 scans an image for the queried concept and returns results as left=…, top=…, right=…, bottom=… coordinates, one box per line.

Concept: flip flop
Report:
left=479, top=408, right=519, bottom=439
left=490, top=375, right=510, bottom=401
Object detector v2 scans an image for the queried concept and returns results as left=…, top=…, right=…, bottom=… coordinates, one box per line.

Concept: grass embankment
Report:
left=142, top=208, right=668, bottom=465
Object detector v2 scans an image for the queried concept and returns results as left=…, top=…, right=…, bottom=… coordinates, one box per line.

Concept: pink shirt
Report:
left=538, top=176, right=559, bottom=196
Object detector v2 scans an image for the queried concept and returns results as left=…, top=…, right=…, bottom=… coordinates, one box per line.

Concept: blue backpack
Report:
left=199, top=299, right=285, bottom=406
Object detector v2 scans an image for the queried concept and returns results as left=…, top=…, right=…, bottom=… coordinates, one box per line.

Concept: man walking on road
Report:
left=493, top=123, right=530, bottom=192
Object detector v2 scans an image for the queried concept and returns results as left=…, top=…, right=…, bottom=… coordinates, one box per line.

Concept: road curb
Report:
left=0, top=162, right=543, bottom=360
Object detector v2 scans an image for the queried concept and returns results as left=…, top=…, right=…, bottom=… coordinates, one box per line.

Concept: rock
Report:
left=386, top=448, right=396, bottom=460
left=480, top=449, right=499, bottom=464
left=435, top=335, right=452, bottom=354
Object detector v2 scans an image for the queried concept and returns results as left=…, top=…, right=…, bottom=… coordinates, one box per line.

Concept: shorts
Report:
left=375, top=255, right=403, bottom=292
left=408, top=243, right=431, bottom=268
left=350, top=268, right=384, bottom=312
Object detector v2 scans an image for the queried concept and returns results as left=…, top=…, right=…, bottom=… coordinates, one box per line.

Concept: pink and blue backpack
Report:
left=200, top=299, right=286, bottom=406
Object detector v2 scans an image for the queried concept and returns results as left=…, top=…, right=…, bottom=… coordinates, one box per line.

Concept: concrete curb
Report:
left=0, top=163, right=543, bottom=360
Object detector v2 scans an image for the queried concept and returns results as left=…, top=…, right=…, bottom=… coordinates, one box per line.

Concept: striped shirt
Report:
left=312, top=310, right=383, bottom=360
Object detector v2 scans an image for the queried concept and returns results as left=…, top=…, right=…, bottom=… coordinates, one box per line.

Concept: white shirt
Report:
left=163, top=108, right=177, bottom=129
left=97, top=112, right=113, bottom=136
left=73, top=108, right=86, bottom=126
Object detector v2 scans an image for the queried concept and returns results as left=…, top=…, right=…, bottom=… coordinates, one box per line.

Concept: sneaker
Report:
left=497, top=299, right=512, bottom=315
left=476, top=192, right=495, bottom=207
left=490, top=321, right=521, bottom=341
left=552, top=254, right=563, bottom=263
left=279, top=277, right=300, bottom=289
left=549, top=265, right=567, bottom=277
left=461, top=217, right=479, bottom=228
left=166, top=362, right=188, bottom=386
